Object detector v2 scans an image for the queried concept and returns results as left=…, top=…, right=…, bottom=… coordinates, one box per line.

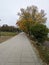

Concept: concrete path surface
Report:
left=0, top=32, right=44, bottom=65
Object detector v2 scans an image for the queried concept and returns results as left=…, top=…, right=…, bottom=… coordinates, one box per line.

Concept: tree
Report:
left=31, top=24, right=48, bottom=43
left=16, top=5, right=47, bottom=35
left=0, top=24, right=20, bottom=32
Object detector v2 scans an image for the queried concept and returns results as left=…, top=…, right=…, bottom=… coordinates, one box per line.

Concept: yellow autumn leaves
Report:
left=16, top=5, right=47, bottom=33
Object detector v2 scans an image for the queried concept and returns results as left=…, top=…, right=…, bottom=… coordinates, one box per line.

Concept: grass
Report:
left=35, top=44, right=49, bottom=64
left=29, top=36, right=49, bottom=65
left=0, top=32, right=17, bottom=43
left=0, top=36, right=13, bottom=43
left=0, top=32, right=17, bottom=36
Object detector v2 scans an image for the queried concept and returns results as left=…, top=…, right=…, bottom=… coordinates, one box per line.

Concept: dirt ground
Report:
left=0, top=36, right=13, bottom=43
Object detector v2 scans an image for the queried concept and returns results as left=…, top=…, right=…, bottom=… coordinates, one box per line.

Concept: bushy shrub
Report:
left=31, top=24, right=48, bottom=43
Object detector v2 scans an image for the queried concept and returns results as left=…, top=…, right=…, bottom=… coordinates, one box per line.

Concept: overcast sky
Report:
left=0, top=0, right=49, bottom=27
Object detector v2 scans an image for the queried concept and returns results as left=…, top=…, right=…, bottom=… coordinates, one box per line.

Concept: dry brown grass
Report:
left=27, top=35, right=49, bottom=65
left=0, top=32, right=17, bottom=43
left=0, top=36, right=13, bottom=43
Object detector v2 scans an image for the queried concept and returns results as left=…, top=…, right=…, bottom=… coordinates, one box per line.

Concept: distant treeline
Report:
left=0, top=24, right=20, bottom=32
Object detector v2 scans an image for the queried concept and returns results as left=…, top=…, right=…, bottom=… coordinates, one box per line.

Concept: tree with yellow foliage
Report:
left=16, top=5, right=47, bottom=35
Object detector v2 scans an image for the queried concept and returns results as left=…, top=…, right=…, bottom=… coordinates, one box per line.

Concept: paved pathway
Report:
left=0, top=32, right=44, bottom=65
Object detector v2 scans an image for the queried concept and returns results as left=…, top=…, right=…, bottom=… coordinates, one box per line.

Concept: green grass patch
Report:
left=0, top=32, right=17, bottom=36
